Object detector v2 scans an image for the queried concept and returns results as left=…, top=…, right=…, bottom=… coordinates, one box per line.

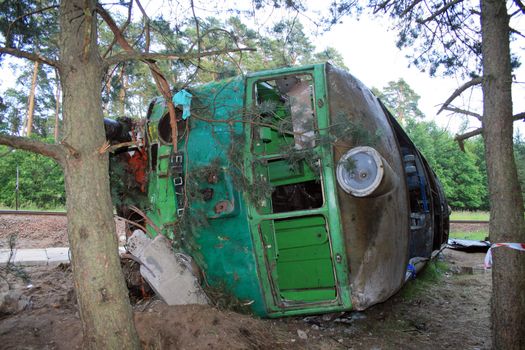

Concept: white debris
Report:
left=297, top=329, right=308, bottom=340
left=126, top=230, right=208, bottom=305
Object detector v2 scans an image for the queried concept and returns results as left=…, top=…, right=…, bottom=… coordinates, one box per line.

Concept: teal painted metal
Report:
left=145, top=76, right=268, bottom=315
left=142, top=65, right=353, bottom=317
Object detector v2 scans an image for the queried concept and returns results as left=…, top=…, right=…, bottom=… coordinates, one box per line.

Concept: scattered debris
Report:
left=297, top=329, right=308, bottom=340
left=448, top=239, right=491, bottom=252
left=126, top=230, right=208, bottom=305
left=0, top=290, right=31, bottom=315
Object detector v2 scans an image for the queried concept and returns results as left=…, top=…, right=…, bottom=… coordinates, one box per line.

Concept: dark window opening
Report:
left=272, top=180, right=323, bottom=213
left=158, top=109, right=186, bottom=144
left=150, top=143, right=158, bottom=171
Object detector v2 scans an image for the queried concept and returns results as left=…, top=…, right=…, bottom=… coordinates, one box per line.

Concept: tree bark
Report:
left=54, top=68, right=61, bottom=143
left=58, top=1, right=140, bottom=349
left=26, top=61, right=39, bottom=137
left=118, top=64, right=127, bottom=116
left=481, top=0, right=525, bottom=348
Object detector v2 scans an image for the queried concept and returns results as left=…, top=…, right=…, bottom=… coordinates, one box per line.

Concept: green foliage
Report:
left=369, top=0, right=484, bottom=77
left=372, top=79, right=424, bottom=124
left=400, top=260, right=448, bottom=300
left=0, top=0, right=59, bottom=55
left=513, top=133, right=525, bottom=204
left=0, top=145, right=64, bottom=209
left=450, top=210, right=489, bottom=221
left=375, top=78, right=489, bottom=210
left=404, top=118, right=487, bottom=210
left=449, top=230, right=488, bottom=241
left=328, top=112, right=382, bottom=147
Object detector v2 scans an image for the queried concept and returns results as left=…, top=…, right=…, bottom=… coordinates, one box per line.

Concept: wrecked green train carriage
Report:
left=112, top=63, right=449, bottom=317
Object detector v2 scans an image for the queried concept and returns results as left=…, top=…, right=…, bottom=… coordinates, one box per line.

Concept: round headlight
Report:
left=336, top=146, right=385, bottom=197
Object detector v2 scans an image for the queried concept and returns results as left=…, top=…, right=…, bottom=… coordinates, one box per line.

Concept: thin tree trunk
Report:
left=119, top=63, right=127, bottom=116
left=481, top=0, right=525, bottom=348
left=54, top=69, right=61, bottom=143
left=26, top=61, right=39, bottom=137
left=59, top=1, right=140, bottom=349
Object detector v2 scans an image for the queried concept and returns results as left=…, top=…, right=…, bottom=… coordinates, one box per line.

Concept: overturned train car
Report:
left=109, top=63, right=450, bottom=317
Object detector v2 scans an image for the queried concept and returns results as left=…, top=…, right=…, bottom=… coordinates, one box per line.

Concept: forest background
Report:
left=0, top=12, right=520, bottom=211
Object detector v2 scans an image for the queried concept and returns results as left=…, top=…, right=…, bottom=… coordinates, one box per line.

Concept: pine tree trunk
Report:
left=481, top=1, right=525, bottom=348
left=26, top=61, right=39, bottom=137
left=54, top=69, right=61, bottom=143
left=119, top=64, right=127, bottom=116
left=59, top=1, right=140, bottom=349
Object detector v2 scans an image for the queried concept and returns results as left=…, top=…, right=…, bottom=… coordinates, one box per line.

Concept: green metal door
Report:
left=244, top=64, right=352, bottom=315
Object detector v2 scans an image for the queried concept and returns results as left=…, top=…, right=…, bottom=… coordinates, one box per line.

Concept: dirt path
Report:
left=0, top=214, right=126, bottom=249
left=0, top=215, right=491, bottom=349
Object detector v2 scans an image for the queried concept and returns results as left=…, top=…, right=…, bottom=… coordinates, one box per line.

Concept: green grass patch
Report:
left=450, top=211, right=489, bottom=221
left=449, top=230, right=488, bottom=241
left=400, top=260, right=448, bottom=300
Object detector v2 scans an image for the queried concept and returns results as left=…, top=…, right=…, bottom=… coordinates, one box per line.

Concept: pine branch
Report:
left=96, top=4, right=178, bottom=151
left=190, top=0, right=201, bottom=66
left=510, top=26, right=525, bottom=39
left=372, top=0, right=395, bottom=14
left=0, top=134, right=65, bottom=164
left=102, top=1, right=132, bottom=58
left=103, top=48, right=256, bottom=68
left=437, top=77, right=483, bottom=114
left=5, top=5, right=59, bottom=43
left=416, top=0, right=464, bottom=24
left=513, top=0, right=525, bottom=14
left=400, top=0, right=423, bottom=17
left=0, top=47, right=59, bottom=68
left=454, top=112, right=525, bottom=142
left=135, top=0, right=151, bottom=52
left=454, top=127, right=482, bottom=142
left=443, top=106, right=482, bottom=121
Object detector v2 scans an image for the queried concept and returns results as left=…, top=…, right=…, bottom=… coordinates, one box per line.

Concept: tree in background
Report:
left=0, top=145, right=64, bottom=209
left=370, top=0, right=525, bottom=347
left=99, top=15, right=348, bottom=117
left=372, top=79, right=424, bottom=125
left=404, top=119, right=486, bottom=209
left=376, top=79, right=487, bottom=210
left=0, top=10, right=349, bottom=212
left=514, top=133, right=525, bottom=204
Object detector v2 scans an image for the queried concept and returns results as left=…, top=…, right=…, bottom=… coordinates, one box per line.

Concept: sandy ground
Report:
left=0, top=215, right=491, bottom=349
left=0, top=214, right=126, bottom=249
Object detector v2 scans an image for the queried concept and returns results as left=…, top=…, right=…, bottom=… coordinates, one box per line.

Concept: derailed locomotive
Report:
left=107, top=63, right=449, bottom=317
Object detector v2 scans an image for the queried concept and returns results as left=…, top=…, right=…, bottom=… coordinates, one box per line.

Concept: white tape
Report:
left=484, top=243, right=525, bottom=268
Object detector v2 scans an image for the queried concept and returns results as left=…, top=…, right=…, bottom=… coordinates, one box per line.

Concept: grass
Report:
left=449, top=211, right=489, bottom=241
left=449, top=230, right=488, bottom=241
left=400, top=260, right=448, bottom=300
left=450, top=210, right=489, bottom=221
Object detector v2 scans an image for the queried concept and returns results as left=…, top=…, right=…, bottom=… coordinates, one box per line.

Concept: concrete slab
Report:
left=10, top=249, right=48, bottom=266
left=0, top=249, right=14, bottom=264
left=0, top=246, right=128, bottom=266
left=45, top=248, right=70, bottom=264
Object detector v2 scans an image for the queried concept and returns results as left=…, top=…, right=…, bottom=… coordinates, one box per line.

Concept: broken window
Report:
left=253, top=74, right=317, bottom=154
left=157, top=109, right=187, bottom=145
left=252, top=74, right=323, bottom=214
